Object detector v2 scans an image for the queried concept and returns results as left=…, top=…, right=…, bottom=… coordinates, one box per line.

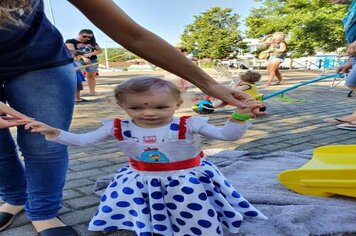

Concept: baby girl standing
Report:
left=25, top=77, right=267, bottom=236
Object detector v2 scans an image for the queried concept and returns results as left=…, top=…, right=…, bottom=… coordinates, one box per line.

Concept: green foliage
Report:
left=245, top=0, right=349, bottom=57
left=97, top=47, right=138, bottom=62
left=180, top=7, right=243, bottom=59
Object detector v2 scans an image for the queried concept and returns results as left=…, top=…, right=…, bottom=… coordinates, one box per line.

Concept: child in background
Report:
left=25, top=77, right=267, bottom=236
left=71, top=52, right=89, bottom=103
left=164, top=46, right=197, bottom=93
left=213, top=71, right=266, bottom=111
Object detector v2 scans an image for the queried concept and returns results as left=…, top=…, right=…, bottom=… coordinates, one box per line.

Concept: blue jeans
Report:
left=345, top=57, right=356, bottom=87
left=0, top=64, right=76, bottom=220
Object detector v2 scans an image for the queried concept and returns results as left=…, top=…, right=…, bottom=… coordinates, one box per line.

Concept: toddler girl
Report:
left=212, top=71, right=266, bottom=111
left=25, top=77, right=267, bottom=236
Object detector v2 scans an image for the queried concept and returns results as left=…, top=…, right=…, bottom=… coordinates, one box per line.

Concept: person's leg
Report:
left=86, top=71, right=97, bottom=95
left=85, top=60, right=99, bottom=95
left=265, top=61, right=279, bottom=86
left=4, top=64, right=76, bottom=232
left=345, top=57, right=356, bottom=91
left=274, top=63, right=285, bottom=84
left=0, top=81, right=27, bottom=221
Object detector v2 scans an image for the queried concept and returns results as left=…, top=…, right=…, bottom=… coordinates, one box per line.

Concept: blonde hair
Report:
left=239, top=71, right=262, bottom=84
left=272, top=32, right=285, bottom=42
left=0, top=0, right=31, bottom=29
left=114, top=77, right=183, bottom=104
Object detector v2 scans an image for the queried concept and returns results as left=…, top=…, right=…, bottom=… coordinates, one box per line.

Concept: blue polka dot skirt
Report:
left=88, top=160, right=267, bottom=235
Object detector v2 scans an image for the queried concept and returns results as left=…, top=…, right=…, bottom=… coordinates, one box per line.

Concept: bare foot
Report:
left=0, top=203, right=24, bottom=215
left=263, top=83, right=272, bottom=87
left=32, top=217, right=66, bottom=233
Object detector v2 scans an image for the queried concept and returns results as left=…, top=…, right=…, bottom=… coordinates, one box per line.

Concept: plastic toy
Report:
left=278, top=145, right=356, bottom=198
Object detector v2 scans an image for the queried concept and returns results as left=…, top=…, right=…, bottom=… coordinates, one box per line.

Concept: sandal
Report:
left=324, top=118, right=350, bottom=125
left=337, top=122, right=356, bottom=131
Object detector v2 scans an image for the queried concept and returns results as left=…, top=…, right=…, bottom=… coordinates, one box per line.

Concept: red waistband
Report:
left=129, top=151, right=204, bottom=171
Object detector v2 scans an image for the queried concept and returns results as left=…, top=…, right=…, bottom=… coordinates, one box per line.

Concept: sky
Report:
left=44, top=0, right=261, bottom=47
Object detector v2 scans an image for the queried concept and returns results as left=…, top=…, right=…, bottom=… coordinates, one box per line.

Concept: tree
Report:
left=180, top=7, right=243, bottom=59
left=245, top=0, right=348, bottom=57
left=97, top=47, right=138, bottom=62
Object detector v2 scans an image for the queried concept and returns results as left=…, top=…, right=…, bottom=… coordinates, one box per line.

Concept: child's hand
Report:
left=237, top=98, right=266, bottom=117
left=24, top=121, right=60, bottom=139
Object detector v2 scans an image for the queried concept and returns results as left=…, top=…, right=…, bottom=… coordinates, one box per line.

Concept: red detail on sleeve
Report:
left=178, top=116, right=191, bottom=140
left=113, top=118, right=123, bottom=140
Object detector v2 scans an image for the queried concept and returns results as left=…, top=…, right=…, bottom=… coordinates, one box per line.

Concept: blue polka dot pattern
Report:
left=170, top=123, right=179, bottom=130
left=173, top=194, right=185, bottom=202
left=198, top=193, right=207, bottom=201
left=110, top=191, right=118, bottom=199
left=154, top=224, right=167, bottom=231
left=88, top=159, right=266, bottom=235
left=133, top=197, right=145, bottom=205
left=180, top=211, right=193, bottom=219
left=166, top=203, right=178, bottom=210
left=182, top=187, right=194, bottom=194
left=190, top=227, right=202, bottom=235
left=111, top=214, right=125, bottom=220
left=136, top=182, right=144, bottom=189
left=123, top=221, right=134, bottom=227
left=187, top=203, right=203, bottom=211
left=129, top=210, right=138, bottom=217
left=245, top=211, right=258, bottom=217
left=122, top=187, right=134, bottom=194
left=123, top=130, right=132, bottom=137
left=104, top=226, right=118, bottom=231
left=136, top=221, right=146, bottom=228
left=189, top=177, right=200, bottom=184
left=102, top=205, right=113, bottom=213
left=153, top=214, right=166, bottom=221
left=93, top=220, right=106, bottom=226
left=152, top=203, right=165, bottom=211
left=238, top=201, right=250, bottom=208
left=116, top=201, right=130, bottom=207
left=150, top=179, right=160, bottom=187
left=151, top=191, right=163, bottom=199
left=198, top=219, right=212, bottom=228
left=109, top=182, right=117, bottom=188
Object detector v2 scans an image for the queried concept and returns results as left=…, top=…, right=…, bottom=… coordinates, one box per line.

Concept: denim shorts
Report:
left=345, top=57, right=356, bottom=87
left=78, top=59, right=99, bottom=72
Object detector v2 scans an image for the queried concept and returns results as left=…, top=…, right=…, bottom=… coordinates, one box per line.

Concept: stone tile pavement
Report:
left=2, top=69, right=355, bottom=235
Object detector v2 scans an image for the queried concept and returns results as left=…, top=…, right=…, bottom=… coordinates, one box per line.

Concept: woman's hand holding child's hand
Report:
left=25, top=121, right=60, bottom=140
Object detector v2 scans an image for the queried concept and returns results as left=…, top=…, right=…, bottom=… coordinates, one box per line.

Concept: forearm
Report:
left=198, top=121, right=251, bottom=141
left=68, top=0, right=219, bottom=91
left=49, top=127, right=112, bottom=146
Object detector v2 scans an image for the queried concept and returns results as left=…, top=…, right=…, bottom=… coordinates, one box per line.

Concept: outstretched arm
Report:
left=25, top=120, right=113, bottom=146
left=0, top=102, right=32, bottom=128
left=68, top=0, right=260, bottom=110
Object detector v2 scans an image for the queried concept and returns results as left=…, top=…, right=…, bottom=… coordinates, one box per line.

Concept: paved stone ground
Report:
left=2, top=69, right=355, bottom=236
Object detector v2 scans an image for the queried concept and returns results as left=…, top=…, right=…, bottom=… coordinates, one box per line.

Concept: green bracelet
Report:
left=231, top=112, right=253, bottom=121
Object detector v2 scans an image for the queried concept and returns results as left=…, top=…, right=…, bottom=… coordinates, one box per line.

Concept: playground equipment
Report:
left=278, top=145, right=356, bottom=198
left=261, top=73, right=344, bottom=101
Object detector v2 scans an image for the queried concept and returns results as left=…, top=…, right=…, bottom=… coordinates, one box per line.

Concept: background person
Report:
left=66, top=29, right=103, bottom=96
left=0, top=0, right=263, bottom=235
left=324, top=0, right=356, bottom=130
left=263, top=32, right=287, bottom=86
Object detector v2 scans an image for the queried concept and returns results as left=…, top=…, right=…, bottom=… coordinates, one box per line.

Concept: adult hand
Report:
left=200, top=84, right=265, bottom=116
left=0, top=102, right=32, bottom=128
left=336, top=58, right=352, bottom=74
left=346, top=41, right=356, bottom=56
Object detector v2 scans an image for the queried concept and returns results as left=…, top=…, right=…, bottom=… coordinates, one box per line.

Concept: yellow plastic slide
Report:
left=278, top=145, right=356, bottom=198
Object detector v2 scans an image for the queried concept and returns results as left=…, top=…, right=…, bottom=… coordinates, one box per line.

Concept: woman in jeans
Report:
left=0, top=0, right=263, bottom=235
